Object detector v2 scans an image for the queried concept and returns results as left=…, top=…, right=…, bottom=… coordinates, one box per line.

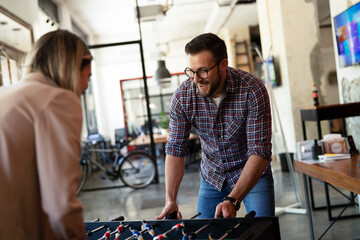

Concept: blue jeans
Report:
left=197, top=172, right=275, bottom=218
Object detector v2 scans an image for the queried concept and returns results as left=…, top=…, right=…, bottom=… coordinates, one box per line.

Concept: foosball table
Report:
left=85, top=213, right=280, bottom=240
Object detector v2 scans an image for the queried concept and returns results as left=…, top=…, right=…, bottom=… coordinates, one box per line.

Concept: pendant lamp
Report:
left=154, top=60, right=171, bottom=87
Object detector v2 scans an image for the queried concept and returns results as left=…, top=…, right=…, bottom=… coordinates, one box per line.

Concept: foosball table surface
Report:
left=85, top=217, right=280, bottom=240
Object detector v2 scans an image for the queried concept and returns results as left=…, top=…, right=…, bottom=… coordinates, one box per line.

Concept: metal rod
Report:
left=163, top=222, right=185, bottom=237
left=190, top=212, right=201, bottom=219
left=87, top=224, right=108, bottom=236
left=135, top=0, right=159, bottom=183
left=218, top=222, right=241, bottom=240
left=89, top=40, right=141, bottom=49
left=190, top=222, right=212, bottom=239
left=303, top=174, right=315, bottom=240
left=319, top=194, right=358, bottom=240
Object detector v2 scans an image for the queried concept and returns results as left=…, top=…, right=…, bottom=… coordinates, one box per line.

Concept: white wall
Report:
left=88, top=25, right=190, bottom=142
left=257, top=0, right=319, bottom=153
left=319, top=27, right=339, bottom=105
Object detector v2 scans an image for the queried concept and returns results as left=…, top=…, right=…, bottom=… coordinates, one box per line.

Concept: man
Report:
left=156, top=33, right=274, bottom=219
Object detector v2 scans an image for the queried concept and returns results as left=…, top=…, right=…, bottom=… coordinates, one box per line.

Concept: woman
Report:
left=0, top=30, right=92, bottom=239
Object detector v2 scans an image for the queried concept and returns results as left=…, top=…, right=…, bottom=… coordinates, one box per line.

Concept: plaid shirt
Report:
left=165, top=67, right=272, bottom=191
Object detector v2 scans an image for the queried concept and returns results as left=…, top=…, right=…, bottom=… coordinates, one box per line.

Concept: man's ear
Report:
left=220, top=59, right=228, bottom=70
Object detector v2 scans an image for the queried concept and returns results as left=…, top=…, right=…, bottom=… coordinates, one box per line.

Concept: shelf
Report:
left=300, top=102, right=360, bottom=122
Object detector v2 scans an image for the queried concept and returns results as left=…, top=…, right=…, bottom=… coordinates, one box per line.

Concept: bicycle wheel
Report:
left=77, top=158, right=90, bottom=195
left=119, top=152, right=156, bottom=189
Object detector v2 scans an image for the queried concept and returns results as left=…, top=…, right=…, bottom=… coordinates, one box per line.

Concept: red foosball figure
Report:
left=163, top=222, right=185, bottom=238
left=153, top=234, right=164, bottom=240
left=116, top=222, right=125, bottom=234
left=172, top=223, right=185, bottom=231
left=102, top=228, right=111, bottom=240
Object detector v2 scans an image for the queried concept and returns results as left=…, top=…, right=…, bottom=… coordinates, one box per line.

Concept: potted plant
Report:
left=159, top=111, right=170, bottom=136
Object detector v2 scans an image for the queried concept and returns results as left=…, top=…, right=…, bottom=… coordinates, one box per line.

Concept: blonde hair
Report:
left=22, top=30, right=92, bottom=96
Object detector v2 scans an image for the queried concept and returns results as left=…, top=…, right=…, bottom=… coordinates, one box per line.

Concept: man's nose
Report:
left=193, top=73, right=202, bottom=83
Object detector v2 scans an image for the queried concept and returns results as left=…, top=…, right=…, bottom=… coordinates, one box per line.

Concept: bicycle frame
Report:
left=78, top=137, right=156, bottom=192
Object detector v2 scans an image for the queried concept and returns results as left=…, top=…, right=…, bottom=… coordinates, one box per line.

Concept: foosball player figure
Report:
left=154, top=222, right=185, bottom=240
left=208, top=233, right=215, bottom=240
left=163, top=222, right=185, bottom=238
left=116, top=222, right=127, bottom=234
left=182, top=229, right=190, bottom=240
left=153, top=234, right=164, bottom=240
left=114, top=232, right=121, bottom=240
left=102, top=228, right=111, bottom=240
left=130, top=226, right=144, bottom=240
left=114, top=222, right=128, bottom=239
left=142, top=220, right=155, bottom=237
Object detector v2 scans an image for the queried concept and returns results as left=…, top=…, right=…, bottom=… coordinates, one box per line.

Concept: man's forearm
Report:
left=228, top=155, right=269, bottom=201
left=165, top=155, right=185, bottom=203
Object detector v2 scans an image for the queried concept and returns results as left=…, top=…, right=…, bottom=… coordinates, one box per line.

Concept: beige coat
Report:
left=0, top=73, right=86, bottom=239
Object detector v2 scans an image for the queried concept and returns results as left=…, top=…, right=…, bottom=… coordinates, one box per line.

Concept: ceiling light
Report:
left=154, top=60, right=171, bottom=87
left=136, top=5, right=168, bottom=22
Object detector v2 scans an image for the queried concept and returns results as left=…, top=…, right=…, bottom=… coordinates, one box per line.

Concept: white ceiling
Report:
left=59, top=0, right=259, bottom=47
left=0, top=9, right=33, bottom=53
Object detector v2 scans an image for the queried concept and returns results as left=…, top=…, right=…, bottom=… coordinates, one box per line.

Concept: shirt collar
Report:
left=225, top=67, right=236, bottom=94
left=22, top=72, right=58, bottom=88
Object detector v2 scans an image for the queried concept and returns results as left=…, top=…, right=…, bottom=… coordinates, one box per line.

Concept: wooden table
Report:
left=300, top=102, right=360, bottom=214
left=294, top=154, right=360, bottom=239
left=129, top=133, right=199, bottom=146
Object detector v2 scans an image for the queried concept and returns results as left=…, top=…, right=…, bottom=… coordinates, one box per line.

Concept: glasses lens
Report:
left=185, top=68, right=194, bottom=78
left=197, top=70, right=207, bottom=79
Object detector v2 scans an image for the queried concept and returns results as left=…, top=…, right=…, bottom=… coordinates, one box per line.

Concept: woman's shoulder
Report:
left=24, top=73, right=79, bottom=98
left=19, top=73, right=81, bottom=111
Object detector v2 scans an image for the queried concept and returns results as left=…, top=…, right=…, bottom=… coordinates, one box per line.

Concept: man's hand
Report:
left=214, top=200, right=237, bottom=218
left=155, top=202, right=182, bottom=220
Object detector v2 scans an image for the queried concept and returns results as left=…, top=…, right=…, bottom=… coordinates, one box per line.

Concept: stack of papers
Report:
left=318, top=154, right=351, bottom=161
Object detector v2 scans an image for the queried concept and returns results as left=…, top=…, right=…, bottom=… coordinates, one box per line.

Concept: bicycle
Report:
left=77, top=134, right=156, bottom=194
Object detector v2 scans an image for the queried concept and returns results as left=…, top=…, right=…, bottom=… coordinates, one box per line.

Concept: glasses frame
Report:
left=184, top=59, right=222, bottom=79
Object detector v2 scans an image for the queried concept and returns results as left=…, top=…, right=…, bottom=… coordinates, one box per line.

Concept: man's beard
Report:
left=196, top=69, right=221, bottom=98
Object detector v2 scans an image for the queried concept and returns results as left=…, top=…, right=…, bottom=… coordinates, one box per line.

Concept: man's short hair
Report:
left=185, top=33, right=227, bottom=62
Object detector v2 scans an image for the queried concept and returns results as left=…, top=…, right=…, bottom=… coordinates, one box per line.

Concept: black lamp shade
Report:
left=154, top=60, right=171, bottom=86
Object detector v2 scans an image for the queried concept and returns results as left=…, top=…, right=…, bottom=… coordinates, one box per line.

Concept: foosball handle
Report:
left=245, top=210, right=256, bottom=218
left=166, top=211, right=178, bottom=219
left=217, top=210, right=255, bottom=219
left=111, top=216, right=125, bottom=221
left=86, top=224, right=109, bottom=236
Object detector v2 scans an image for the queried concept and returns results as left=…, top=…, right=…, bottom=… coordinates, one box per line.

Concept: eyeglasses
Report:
left=184, top=60, right=222, bottom=79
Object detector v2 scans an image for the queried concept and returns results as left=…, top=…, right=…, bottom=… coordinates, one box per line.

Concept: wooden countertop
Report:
left=129, top=133, right=199, bottom=146
left=294, top=154, right=360, bottom=194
